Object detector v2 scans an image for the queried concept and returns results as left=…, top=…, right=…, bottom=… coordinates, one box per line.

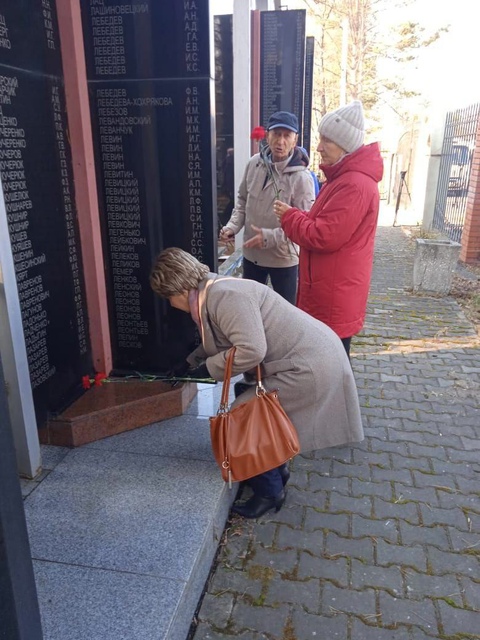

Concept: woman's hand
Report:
left=243, top=225, right=264, bottom=249
left=274, top=200, right=290, bottom=221
left=183, top=363, right=211, bottom=380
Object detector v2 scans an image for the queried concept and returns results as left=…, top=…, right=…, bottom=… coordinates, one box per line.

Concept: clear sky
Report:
left=383, top=0, right=479, bottom=110
left=210, top=0, right=233, bottom=15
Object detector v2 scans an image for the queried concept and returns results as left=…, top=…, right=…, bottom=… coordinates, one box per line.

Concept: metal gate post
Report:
left=422, top=110, right=447, bottom=231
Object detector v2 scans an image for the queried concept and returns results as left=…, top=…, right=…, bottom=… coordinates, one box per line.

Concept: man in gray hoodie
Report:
left=219, top=111, right=315, bottom=304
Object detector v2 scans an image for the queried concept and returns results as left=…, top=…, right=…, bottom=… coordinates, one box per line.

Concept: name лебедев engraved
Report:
left=89, top=1, right=149, bottom=77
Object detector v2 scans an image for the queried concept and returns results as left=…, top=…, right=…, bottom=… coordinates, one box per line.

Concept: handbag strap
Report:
left=219, top=347, right=236, bottom=409
left=218, top=348, right=264, bottom=413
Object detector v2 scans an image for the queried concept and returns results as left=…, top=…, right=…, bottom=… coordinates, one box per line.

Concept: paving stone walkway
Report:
left=192, top=225, right=480, bottom=640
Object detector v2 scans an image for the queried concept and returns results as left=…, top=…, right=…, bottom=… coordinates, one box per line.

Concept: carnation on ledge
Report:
left=82, top=372, right=107, bottom=390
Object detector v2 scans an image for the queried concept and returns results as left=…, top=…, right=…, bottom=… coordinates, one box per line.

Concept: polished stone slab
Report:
left=40, top=445, right=71, bottom=470
left=24, top=446, right=227, bottom=581
left=84, top=414, right=215, bottom=462
left=33, top=560, right=186, bottom=640
left=39, top=381, right=197, bottom=447
left=25, top=429, right=234, bottom=640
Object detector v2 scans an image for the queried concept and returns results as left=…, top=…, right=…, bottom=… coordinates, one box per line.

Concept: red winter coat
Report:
left=281, top=143, right=384, bottom=338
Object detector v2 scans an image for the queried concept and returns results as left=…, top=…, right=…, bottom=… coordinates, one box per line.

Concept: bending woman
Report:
left=150, top=247, right=363, bottom=519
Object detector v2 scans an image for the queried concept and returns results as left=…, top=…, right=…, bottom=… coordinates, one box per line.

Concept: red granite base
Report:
left=39, top=381, right=198, bottom=447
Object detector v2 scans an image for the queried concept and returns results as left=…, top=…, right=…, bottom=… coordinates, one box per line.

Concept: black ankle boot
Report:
left=236, top=480, right=248, bottom=501
left=231, top=489, right=286, bottom=519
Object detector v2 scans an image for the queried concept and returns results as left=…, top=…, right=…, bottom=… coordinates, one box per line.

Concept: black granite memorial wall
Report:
left=80, top=0, right=217, bottom=373
left=302, top=36, right=315, bottom=158
left=0, top=0, right=92, bottom=427
left=214, top=14, right=233, bottom=229
left=260, top=9, right=306, bottom=144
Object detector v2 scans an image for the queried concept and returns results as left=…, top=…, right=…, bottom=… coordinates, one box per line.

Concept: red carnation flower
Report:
left=94, top=372, right=107, bottom=386
left=82, top=375, right=91, bottom=390
left=250, top=126, right=266, bottom=141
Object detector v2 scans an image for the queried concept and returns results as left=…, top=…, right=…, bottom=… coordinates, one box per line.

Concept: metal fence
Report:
left=433, top=103, right=480, bottom=242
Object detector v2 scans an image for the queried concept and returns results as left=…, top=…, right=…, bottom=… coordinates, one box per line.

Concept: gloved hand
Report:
left=183, top=363, right=211, bottom=380
left=165, top=360, right=190, bottom=378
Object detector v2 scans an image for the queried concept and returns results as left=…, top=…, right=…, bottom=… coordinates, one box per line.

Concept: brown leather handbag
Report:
left=210, top=348, right=300, bottom=486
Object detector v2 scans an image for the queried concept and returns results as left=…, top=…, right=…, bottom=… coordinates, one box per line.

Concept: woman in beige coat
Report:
left=150, top=248, right=363, bottom=519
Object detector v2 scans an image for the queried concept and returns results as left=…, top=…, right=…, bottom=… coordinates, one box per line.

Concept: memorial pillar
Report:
left=56, top=0, right=112, bottom=374
left=251, top=10, right=261, bottom=157
left=232, top=0, right=253, bottom=250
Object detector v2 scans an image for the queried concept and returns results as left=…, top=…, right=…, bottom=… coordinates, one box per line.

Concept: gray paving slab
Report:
left=34, top=560, right=187, bottom=640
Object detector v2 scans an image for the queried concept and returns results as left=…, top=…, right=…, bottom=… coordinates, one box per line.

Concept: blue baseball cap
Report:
left=266, top=111, right=299, bottom=133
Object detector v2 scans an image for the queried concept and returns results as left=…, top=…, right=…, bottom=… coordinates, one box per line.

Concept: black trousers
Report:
left=248, top=465, right=285, bottom=498
left=242, top=257, right=298, bottom=305
left=341, top=337, right=352, bottom=358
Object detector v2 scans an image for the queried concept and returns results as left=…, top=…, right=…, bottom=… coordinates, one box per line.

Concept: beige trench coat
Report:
left=187, top=275, right=363, bottom=453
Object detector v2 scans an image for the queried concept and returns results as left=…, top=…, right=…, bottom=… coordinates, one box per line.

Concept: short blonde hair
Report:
left=150, top=247, right=210, bottom=298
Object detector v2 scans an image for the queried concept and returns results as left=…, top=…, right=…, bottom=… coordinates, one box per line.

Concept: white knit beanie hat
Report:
left=318, top=100, right=365, bottom=153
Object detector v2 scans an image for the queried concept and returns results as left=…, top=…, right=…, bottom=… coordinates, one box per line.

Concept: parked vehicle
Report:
left=448, top=143, right=472, bottom=196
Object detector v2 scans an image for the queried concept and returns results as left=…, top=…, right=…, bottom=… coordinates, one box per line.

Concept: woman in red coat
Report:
left=274, top=100, right=384, bottom=357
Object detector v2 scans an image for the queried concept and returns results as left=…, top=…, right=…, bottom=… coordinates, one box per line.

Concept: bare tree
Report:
left=304, top=0, right=447, bottom=119
left=299, top=0, right=447, bottom=173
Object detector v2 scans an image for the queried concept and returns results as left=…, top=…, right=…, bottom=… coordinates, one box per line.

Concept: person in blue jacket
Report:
left=299, top=147, right=321, bottom=197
